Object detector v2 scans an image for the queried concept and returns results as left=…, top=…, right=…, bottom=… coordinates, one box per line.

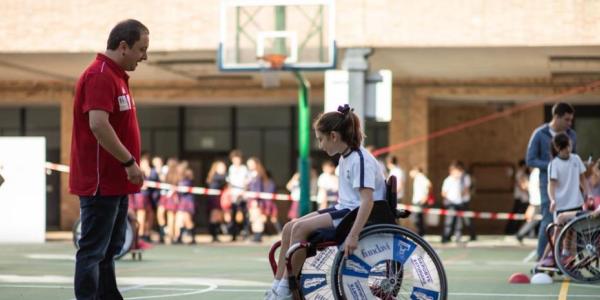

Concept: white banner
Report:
left=0, top=137, right=46, bottom=243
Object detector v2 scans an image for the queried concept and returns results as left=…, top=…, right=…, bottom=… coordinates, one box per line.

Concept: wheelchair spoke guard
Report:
left=334, top=226, right=446, bottom=300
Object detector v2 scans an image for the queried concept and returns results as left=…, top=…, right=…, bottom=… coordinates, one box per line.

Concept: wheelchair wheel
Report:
left=332, top=225, right=447, bottom=300
left=298, top=246, right=340, bottom=300
left=554, top=213, right=600, bottom=283
left=72, top=217, right=134, bottom=260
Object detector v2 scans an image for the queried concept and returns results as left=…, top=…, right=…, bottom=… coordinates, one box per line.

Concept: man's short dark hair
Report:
left=107, top=19, right=149, bottom=50
left=551, top=102, right=575, bottom=117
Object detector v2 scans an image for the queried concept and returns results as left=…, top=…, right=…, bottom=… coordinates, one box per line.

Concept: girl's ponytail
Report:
left=313, top=104, right=364, bottom=149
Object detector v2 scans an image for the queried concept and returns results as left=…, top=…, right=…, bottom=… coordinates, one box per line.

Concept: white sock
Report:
left=271, top=279, right=280, bottom=290
left=276, top=279, right=290, bottom=295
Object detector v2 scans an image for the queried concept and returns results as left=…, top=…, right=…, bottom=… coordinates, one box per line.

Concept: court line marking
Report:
left=523, top=250, right=537, bottom=263
left=3, top=284, right=600, bottom=298
left=121, top=284, right=146, bottom=292
left=450, top=293, right=596, bottom=298
left=558, top=279, right=570, bottom=300
left=571, top=283, right=600, bottom=289
left=124, top=284, right=217, bottom=300
left=25, top=254, right=75, bottom=261
left=0, top=284, right=200, bottom=291
left=0, top=274, right=269, bottom=287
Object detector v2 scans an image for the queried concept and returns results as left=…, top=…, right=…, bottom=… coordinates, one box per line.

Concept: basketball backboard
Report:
left=219, top=0, right=337, bottom=71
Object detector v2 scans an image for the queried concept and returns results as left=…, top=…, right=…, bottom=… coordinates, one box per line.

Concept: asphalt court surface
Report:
left=1, top=235, right=599, bottom=300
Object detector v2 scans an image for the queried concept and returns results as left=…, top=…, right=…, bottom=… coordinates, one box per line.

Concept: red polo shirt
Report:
left=69, top=54, right=141, bottom=196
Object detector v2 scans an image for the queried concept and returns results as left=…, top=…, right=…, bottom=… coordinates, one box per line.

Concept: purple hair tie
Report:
left=337, top=104, right=352, bottom=115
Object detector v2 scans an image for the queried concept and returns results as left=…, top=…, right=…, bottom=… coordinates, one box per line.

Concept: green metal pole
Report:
left=294, top=71, right=311, bottom=217
left=275, top=6, right=286, bottom=55
left=235, top=7, right=241, bottom=63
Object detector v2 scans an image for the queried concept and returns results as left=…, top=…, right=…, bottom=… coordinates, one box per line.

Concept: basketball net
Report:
left=258, top=54, right=287, bottom=89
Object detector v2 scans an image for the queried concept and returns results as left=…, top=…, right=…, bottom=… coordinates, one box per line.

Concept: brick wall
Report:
left=2, top=0, right=599, bottom=52
left=427, top=102, right=543, bottom=234
left=387, top=82, right=577, bottom=234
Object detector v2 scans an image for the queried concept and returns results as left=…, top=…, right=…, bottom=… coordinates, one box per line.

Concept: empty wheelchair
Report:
left=552, top=212, right=600, bottom=283
left=268, top=176, right=448, bottom=300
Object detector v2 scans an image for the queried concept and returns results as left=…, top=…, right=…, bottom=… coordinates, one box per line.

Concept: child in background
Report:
left=206, top=160, right=227, bottom=243
left=227, top=149, right=249, bottom=241
left=317, top=160, right=339, bottom=210
left=584, top=158, right=600, bottom=211
left=386, top=155, right=406, bottom=202
left=538, top=133, right=590, bottom=267
left=247, top=157, right=269, bottom=242
left=286, top=172, right=301, bottom=220
left=175, top=163, right=196, bottom=244
left=286, top=169, right=318, bottom=220
left=137, top=153, right=153, bottom=242
left=440, top=161, right=464, bottom=243
left=516, top=168, right=542, bottom=243
left=409, top=167, right=432, bottom=236
left=146, top=156, right=163, bottom=240
left=263, top=170, right=282, bottom=235
left=158, top=158, right=179, bottom=244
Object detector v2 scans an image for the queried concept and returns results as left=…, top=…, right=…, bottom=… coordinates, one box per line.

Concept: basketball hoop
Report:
left=258, top=54, right=287, bottom=88
left=258, top=54, right=288, bottom=70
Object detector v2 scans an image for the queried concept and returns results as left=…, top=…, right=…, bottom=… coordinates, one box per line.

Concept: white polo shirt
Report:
left=227, top=164, right=248, bottom=189
left=442, top=176, right=463, bottom=205
left=548, top=154, right=586, bottom=211
left=412, top=173, right=431, bottom=205
left=318, top=172, right=338, bottom=196
left=528, top=168, right=541, bottom=206
left=388, top=166, right=406, bottom=199
left=335, top=147, right=386, bottom=210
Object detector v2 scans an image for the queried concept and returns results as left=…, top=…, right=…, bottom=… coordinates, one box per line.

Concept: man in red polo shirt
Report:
left=70, top=19, right=148, bottom=300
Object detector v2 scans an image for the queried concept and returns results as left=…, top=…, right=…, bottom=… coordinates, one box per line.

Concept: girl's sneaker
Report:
left=538, top=256, right=556, bottom=268
left=275, top=292, right=293, bottom=300
left=264, top=288, right=277, bottom=300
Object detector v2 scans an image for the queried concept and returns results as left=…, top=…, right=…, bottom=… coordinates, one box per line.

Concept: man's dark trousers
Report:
left=75, top=194, right=128, bottom=300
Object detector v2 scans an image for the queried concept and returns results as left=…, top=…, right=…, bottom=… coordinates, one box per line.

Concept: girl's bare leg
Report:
left=167, top=211, right=176, bottom=243
left=144, top=207, right=155, bottom=237
left=274, top=211, right=321, bottom=279
left=288, top=214, right=334, bottom=276
left=136, top=209, right=146, bottom=237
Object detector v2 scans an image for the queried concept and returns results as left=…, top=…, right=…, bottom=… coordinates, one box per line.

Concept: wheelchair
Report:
left=72, top=214, right=143, bottom=260
left=534, top=211, right=600, bottom=283
left=268, top=176, right=448, bottom=300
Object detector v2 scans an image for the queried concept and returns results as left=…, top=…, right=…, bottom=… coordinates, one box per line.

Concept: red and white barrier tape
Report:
left=45, top=162, right=295, bottom=201
left=45, top=162, right=70, bottom=173
left=397, top=204, right=541, bottom=221
left=46, top=162, right=538, bottom=220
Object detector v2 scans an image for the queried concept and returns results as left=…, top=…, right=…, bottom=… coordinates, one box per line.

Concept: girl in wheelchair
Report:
left=266, top=104, right=388, bottom=300
left=537, top=133, right=591, bottom=269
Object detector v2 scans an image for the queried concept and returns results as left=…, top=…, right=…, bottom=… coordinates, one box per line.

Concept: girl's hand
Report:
left=550, top=200, right=556, bottom=213
left=344, top=234, right=359, bottom=258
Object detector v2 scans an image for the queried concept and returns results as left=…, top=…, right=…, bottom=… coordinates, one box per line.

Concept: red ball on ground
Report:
left=508, top=272, right=530, bottom=284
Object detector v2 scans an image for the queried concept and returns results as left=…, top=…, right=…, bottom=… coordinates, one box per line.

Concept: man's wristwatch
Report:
left=122, top=156, right=136, bottom=167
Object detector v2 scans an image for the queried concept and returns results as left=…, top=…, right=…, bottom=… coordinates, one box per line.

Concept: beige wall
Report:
left=2, top=0, right=600, bottom=52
